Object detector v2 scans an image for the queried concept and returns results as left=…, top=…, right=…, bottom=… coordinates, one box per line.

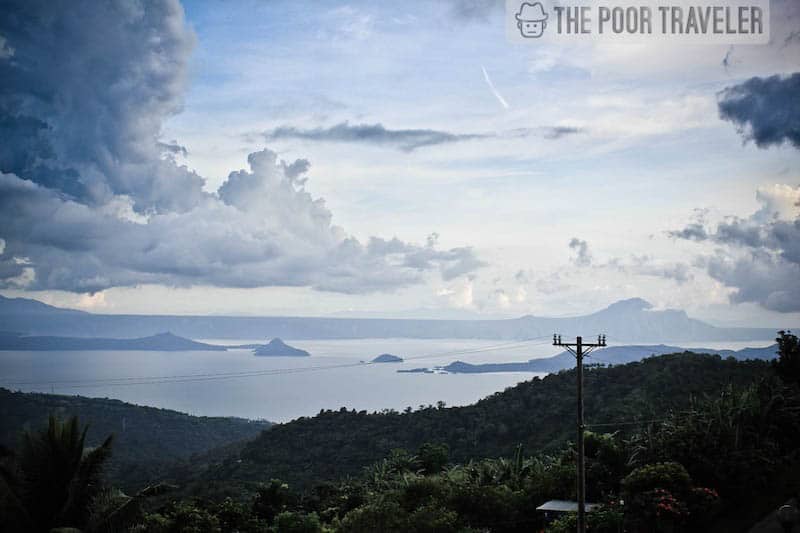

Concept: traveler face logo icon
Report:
left=515, top=2, right=548, bottom=38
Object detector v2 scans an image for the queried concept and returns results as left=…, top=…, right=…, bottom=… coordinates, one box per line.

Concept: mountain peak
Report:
left=603, top=298, right=653, bottom=313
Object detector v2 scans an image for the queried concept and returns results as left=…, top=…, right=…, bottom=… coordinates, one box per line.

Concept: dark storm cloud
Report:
left=713, top=217, right=800, bottom=265
left=671, top=186, right=800, bottom=312
left=264, top=122, right=486, bottom=152
left=0, top=1, right=484, bottom=294
left=718, top=73, right=800, bottom=149
left=0, top=0, right=204, bottom=212
left=706, top=251, right=800, bottom=313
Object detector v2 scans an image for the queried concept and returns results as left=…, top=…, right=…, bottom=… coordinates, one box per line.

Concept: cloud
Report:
left=158, top=141, right=189, bottom=158
left=322, top=6, right=374, bottom=41
left=535, top=271, right=573, bottom=295
left=264, top=122, right=583, bottom=152
left=0, top=35, right=13, bottom=58
left=264, top=122, right=486, bottom=152
left=542, top=127, right=582, bottom=140
left=0, top=0, right=204, bottom=213
left=668, top=223, right=708, bottom=241
left=514, top=269, right=531, bottom=284
left=565, top=241, right=694, bottom=285
left=0, top=0, right=484, bottom=295
left=649, top=262, right=692, bottom=284
left=0, top=154, right=484, bottom=294
left=705, top=250, right=800, bottom=313
left=447, top=0, right=502, bottom=21
left=503, top=127, right=584, bottom=141
left=718, top=72, right=800, bottom=149
left=437, top=277, right=475, bottom=309
left=568, top=238, right=593, bottom=267
left=721, top=46, right=734, bottom=72
left=671, top=184, right=800, bottom=311
left=487, top=288, right=511, bottom=309
left=620, top=255, right=693, bottom=284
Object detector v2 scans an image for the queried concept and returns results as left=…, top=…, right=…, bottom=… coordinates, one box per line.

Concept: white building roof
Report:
left=536, top=500, right=601, bottom=512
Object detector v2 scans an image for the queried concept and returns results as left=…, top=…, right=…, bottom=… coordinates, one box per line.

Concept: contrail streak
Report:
left=481, top=65, right=510, bottom=109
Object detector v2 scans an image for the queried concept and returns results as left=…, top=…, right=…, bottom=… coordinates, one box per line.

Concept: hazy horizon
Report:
left=4, top=293, right=797, bottom=332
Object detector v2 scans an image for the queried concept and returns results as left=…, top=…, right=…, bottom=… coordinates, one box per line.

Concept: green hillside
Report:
left=191, top=352, right=771, bottom=490
left=0, top=389, right=269, bottom=489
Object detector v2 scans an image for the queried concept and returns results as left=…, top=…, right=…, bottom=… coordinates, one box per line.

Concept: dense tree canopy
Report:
left=194, top=353, right=771, bottom=490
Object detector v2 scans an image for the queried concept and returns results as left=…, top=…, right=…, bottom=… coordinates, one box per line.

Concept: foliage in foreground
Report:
left=0, top=388, right=269, bottom=491
left=0, top=415, right=113, bottom=532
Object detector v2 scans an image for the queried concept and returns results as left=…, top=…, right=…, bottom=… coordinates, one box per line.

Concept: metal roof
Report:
left=536, top=500, right=601, bottom=512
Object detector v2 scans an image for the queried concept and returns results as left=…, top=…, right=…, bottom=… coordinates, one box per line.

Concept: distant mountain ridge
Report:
left=0, top=295, right=787, bottom=343
left=0, top=331, right=227, bottom=351
left=0, top=295, right=88, bottom=316
left=436, top=343, right=779, bottom=374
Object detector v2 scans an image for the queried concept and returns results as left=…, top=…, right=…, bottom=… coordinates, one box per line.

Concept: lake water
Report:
left=0, top=338, right=774, bottom=422
left=0, top=338, right=551, bottom=422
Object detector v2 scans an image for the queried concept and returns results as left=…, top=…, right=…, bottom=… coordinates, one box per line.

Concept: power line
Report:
left=4, top=337, right=552, bottom=386
left=585, top=418, right=667, bottom=428
left=3, top=336, right=555, bottom=389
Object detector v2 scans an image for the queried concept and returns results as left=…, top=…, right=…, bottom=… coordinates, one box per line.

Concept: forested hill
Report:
left=191, top=352, right=771, bottom=490
left=0, top=389, right=270, bottom=489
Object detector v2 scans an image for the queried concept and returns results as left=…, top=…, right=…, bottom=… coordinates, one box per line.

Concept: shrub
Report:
left=622, top=462, right=692, bottom=498
left=273, top=511, right=322, bottom=533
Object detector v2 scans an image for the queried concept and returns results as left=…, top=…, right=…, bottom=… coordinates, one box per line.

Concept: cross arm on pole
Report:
left=552, top=334, right=606, bottom=357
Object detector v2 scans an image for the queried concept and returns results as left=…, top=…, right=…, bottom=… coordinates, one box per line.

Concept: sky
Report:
left=0, top=0, right=798, bottom=327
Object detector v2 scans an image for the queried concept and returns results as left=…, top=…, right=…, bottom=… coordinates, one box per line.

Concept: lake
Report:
left=0, top=338, right=773, bottom=422
left=0, top=338, right=555, bottom=422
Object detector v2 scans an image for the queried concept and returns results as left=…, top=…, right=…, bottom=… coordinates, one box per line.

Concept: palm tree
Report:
left=0, top=415, right=113, bottom=533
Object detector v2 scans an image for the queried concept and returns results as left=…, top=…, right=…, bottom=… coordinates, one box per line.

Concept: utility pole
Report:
left=553, top=333, right=606, bottom=533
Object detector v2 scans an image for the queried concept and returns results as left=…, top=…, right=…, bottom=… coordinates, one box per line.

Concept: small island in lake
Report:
left=253, top=338, right=310, bottom=357
left=397, top=367, right=433, bottom=373
left=371, top=353, right=404, bottom=363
